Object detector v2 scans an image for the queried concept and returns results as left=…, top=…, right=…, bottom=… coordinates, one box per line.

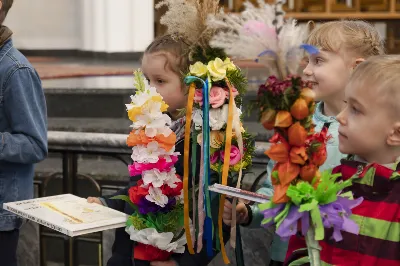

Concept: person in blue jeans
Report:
left=0, top=1, right=48, bottom=265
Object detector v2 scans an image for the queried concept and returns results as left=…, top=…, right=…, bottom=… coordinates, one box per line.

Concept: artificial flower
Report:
left=127, top=130, right=176, bottom=152
left=128, top=156, right=179, bottom=176
left=209, top=86, right=227, bottom=108
left=288, top=122, right=308, bottom=147
left=161, top=181, right=183, bottom=197
left=310, top=144, right=327, bottom=167
left=300, top=87, right=315, bottom=104
left=224, top=86, right=239, bottom=99
left=265, top=142, right=289, bottom=163
left=290, top=98, right=309, bottom=120
left=131, top=102, right=172, bottom=134
left=210, top=151, right=220, bottom=164
left=142, top=168, right=181, bottom=188
left=146, top=186, right=169, bottom=207
left=210, top=131, right=224, bottom=149
left=207, top=58, right=227, bottom=81
left=192, top=109, right=203, bottom=130
left=221, top=145, right=242, bottom=166
left=289, top=146, right=308, bottom=165
left=274, top=111, right=293, bottom=128
left=129, top=180, right=149, bottom=205
left=275, top=161, right=300, bottom=186
left=131, top=142, right=179, bottom=164
left=223, top=57, right=237, bottom=70
left=299, top=164, right=318, bottom=183
left=209, top=106, right=227, bottom=131
left=189, top=61, right=208, bottom=77
left=260, top=109, right=276, bottom=130
left=193, top=89, right=203, bottom=106
left=137, top=197, right=176, bottom=215
left=126, top=227, right=186, bottom=253
left=272, top=184, right=290, bottom=203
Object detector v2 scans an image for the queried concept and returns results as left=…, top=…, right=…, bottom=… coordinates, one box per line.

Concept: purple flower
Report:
left=261, top=203, right=285, bottom=228
left=138, top=197, right=177, bottom=215
left=319, top=196, right=363, bottom=242
left=275, top=206, right=310, bottom=241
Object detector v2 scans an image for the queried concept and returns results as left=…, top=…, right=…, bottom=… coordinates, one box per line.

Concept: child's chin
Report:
left=338, top=144, right=351, bottom=155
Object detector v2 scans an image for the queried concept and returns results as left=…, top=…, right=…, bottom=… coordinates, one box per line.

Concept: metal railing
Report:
left=35, top=131, right=270, bottom=266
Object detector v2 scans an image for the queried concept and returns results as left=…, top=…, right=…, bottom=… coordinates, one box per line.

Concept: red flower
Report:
left=310, top=144, right=327, bottom=167
left=128, top=180, right=149, bottom=205
left=160, top=176, right=183, bottom=197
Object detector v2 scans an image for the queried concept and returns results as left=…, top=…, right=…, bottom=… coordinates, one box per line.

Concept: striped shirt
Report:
left=285, top=158, right=400, bottom=266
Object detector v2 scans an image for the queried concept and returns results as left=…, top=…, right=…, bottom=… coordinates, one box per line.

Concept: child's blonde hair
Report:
left=307, top=20, right=385, bottom=57
left=349, top=55, right=400, bottom=115
left=144, top=34, right=191, bottom=80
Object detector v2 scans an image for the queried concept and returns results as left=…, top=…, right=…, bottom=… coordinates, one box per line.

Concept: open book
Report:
left=4, top=194, right=128, bottom=237
left=209, top=184, right=270, bottom=203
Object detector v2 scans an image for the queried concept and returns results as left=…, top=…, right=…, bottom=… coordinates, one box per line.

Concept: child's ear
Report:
left=353, top=58, right=365, bottom=69
left=387, top=122, right=400, bottom=146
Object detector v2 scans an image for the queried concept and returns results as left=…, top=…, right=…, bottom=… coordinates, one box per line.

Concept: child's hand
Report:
left=150, top=260, right=177, bottom=266
left=223, top=199, right=249, bottom=226
left=87, top=197, right=103, bottom=205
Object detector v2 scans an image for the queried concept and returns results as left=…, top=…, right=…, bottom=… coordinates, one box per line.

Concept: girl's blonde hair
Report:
left=307, top=20, right=385, bottom=57
left=144, top=34, right=191, bottom=79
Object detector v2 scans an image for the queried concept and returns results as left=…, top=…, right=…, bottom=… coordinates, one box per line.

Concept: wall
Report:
left=5, top=0, right=80, bottom=50
left=4, top=0, right=154, bottom=53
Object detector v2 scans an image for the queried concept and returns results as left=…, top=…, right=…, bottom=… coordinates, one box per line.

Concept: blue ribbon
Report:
left=184, top=76, right=214, bottom=257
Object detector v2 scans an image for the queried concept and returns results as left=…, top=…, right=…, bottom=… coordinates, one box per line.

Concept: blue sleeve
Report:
left=0, top=67, right=48, bottom=163
left=246, top=159, right=275, bottom=228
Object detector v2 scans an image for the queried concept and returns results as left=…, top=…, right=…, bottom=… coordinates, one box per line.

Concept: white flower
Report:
left=132, top=101, right=172, bottom=132
left=131, top=142, right=162, bottom=163
left=130, top=86, right=160, bottom=107
left=125, top=227, right=188, bottom=253
left=142, top=168, right=181, bottom=188
left=145, top=186, right=169, bottom=207
left=209, top=107, right=227, bottom=131
left=192, top=108, right=203, bottom=130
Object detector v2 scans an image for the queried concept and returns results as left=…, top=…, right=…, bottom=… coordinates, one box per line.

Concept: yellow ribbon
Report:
left=184, top=83, right=196, bottom=254
left=218, top=78, right=234, bottom=264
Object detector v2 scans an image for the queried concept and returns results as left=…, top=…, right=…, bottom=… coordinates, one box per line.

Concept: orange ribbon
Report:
left=183, top=83, right=196, bottom=254
left=218, top=79, right=234, bottom=264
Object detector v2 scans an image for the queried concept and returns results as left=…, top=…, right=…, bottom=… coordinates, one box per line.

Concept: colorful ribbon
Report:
left=183, top=83, right=196, bottom=254
left=218, top=79, right=234, bottom=264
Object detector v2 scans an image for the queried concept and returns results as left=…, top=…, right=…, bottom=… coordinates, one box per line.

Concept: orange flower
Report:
left=290, top=98, right=309, bottom=120
left=288, top=122, right=308, bottom=147
left=272, top=184, right=290, bottom=204
left=289, top=146, right=308, bottom=165
left=276, top=161, right=300, bottom=186
left=274, top=111, right=293, bottom=128
left=310, top=144, right=327, bottom=167
left=299, top=164, right=318, bottom=183
left=300, top=87, right=315, bottom=105
left=126, top=130, right=176, bottom=151
left=265, top=142, right=289, bottom=163
left=261, top=109, right=276, bottom=130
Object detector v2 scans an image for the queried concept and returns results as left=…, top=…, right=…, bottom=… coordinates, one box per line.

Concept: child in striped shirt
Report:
left=286, top=55, right=400, bottom=266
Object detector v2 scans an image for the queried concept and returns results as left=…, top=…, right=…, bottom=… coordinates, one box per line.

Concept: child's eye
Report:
left=157, top=79, right=165, bottom=84
left=315, top=57, right=323, bottom=64
left=350, top=105, right=360, bottom=115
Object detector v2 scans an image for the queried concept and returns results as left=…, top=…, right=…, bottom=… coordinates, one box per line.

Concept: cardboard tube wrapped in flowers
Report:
left=113, top=70, right=190, bottom=262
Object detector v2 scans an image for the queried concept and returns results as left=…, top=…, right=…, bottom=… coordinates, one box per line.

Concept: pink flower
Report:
left=194, top=89, right=203, bottom=106
left=210, top=151, right=220, bottom=164
left=128, top=155, right=179, bottom=176
left=209, top=86, right=226, bottom=109
left=221, top=146, right=242, bottom=166
left=224, top=87, right=239, bottom=99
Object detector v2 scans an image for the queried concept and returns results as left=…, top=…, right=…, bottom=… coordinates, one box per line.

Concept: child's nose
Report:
left=302, top=64, right=313, bottom=76
left=336, top=107, right=347, bottom=125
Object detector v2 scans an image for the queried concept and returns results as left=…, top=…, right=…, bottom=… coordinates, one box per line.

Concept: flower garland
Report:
left=183, top=56, right=254, bottom=264
left=256, top=74, right=363, bottom=266
left=115, top=70, right=188, bottom=262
